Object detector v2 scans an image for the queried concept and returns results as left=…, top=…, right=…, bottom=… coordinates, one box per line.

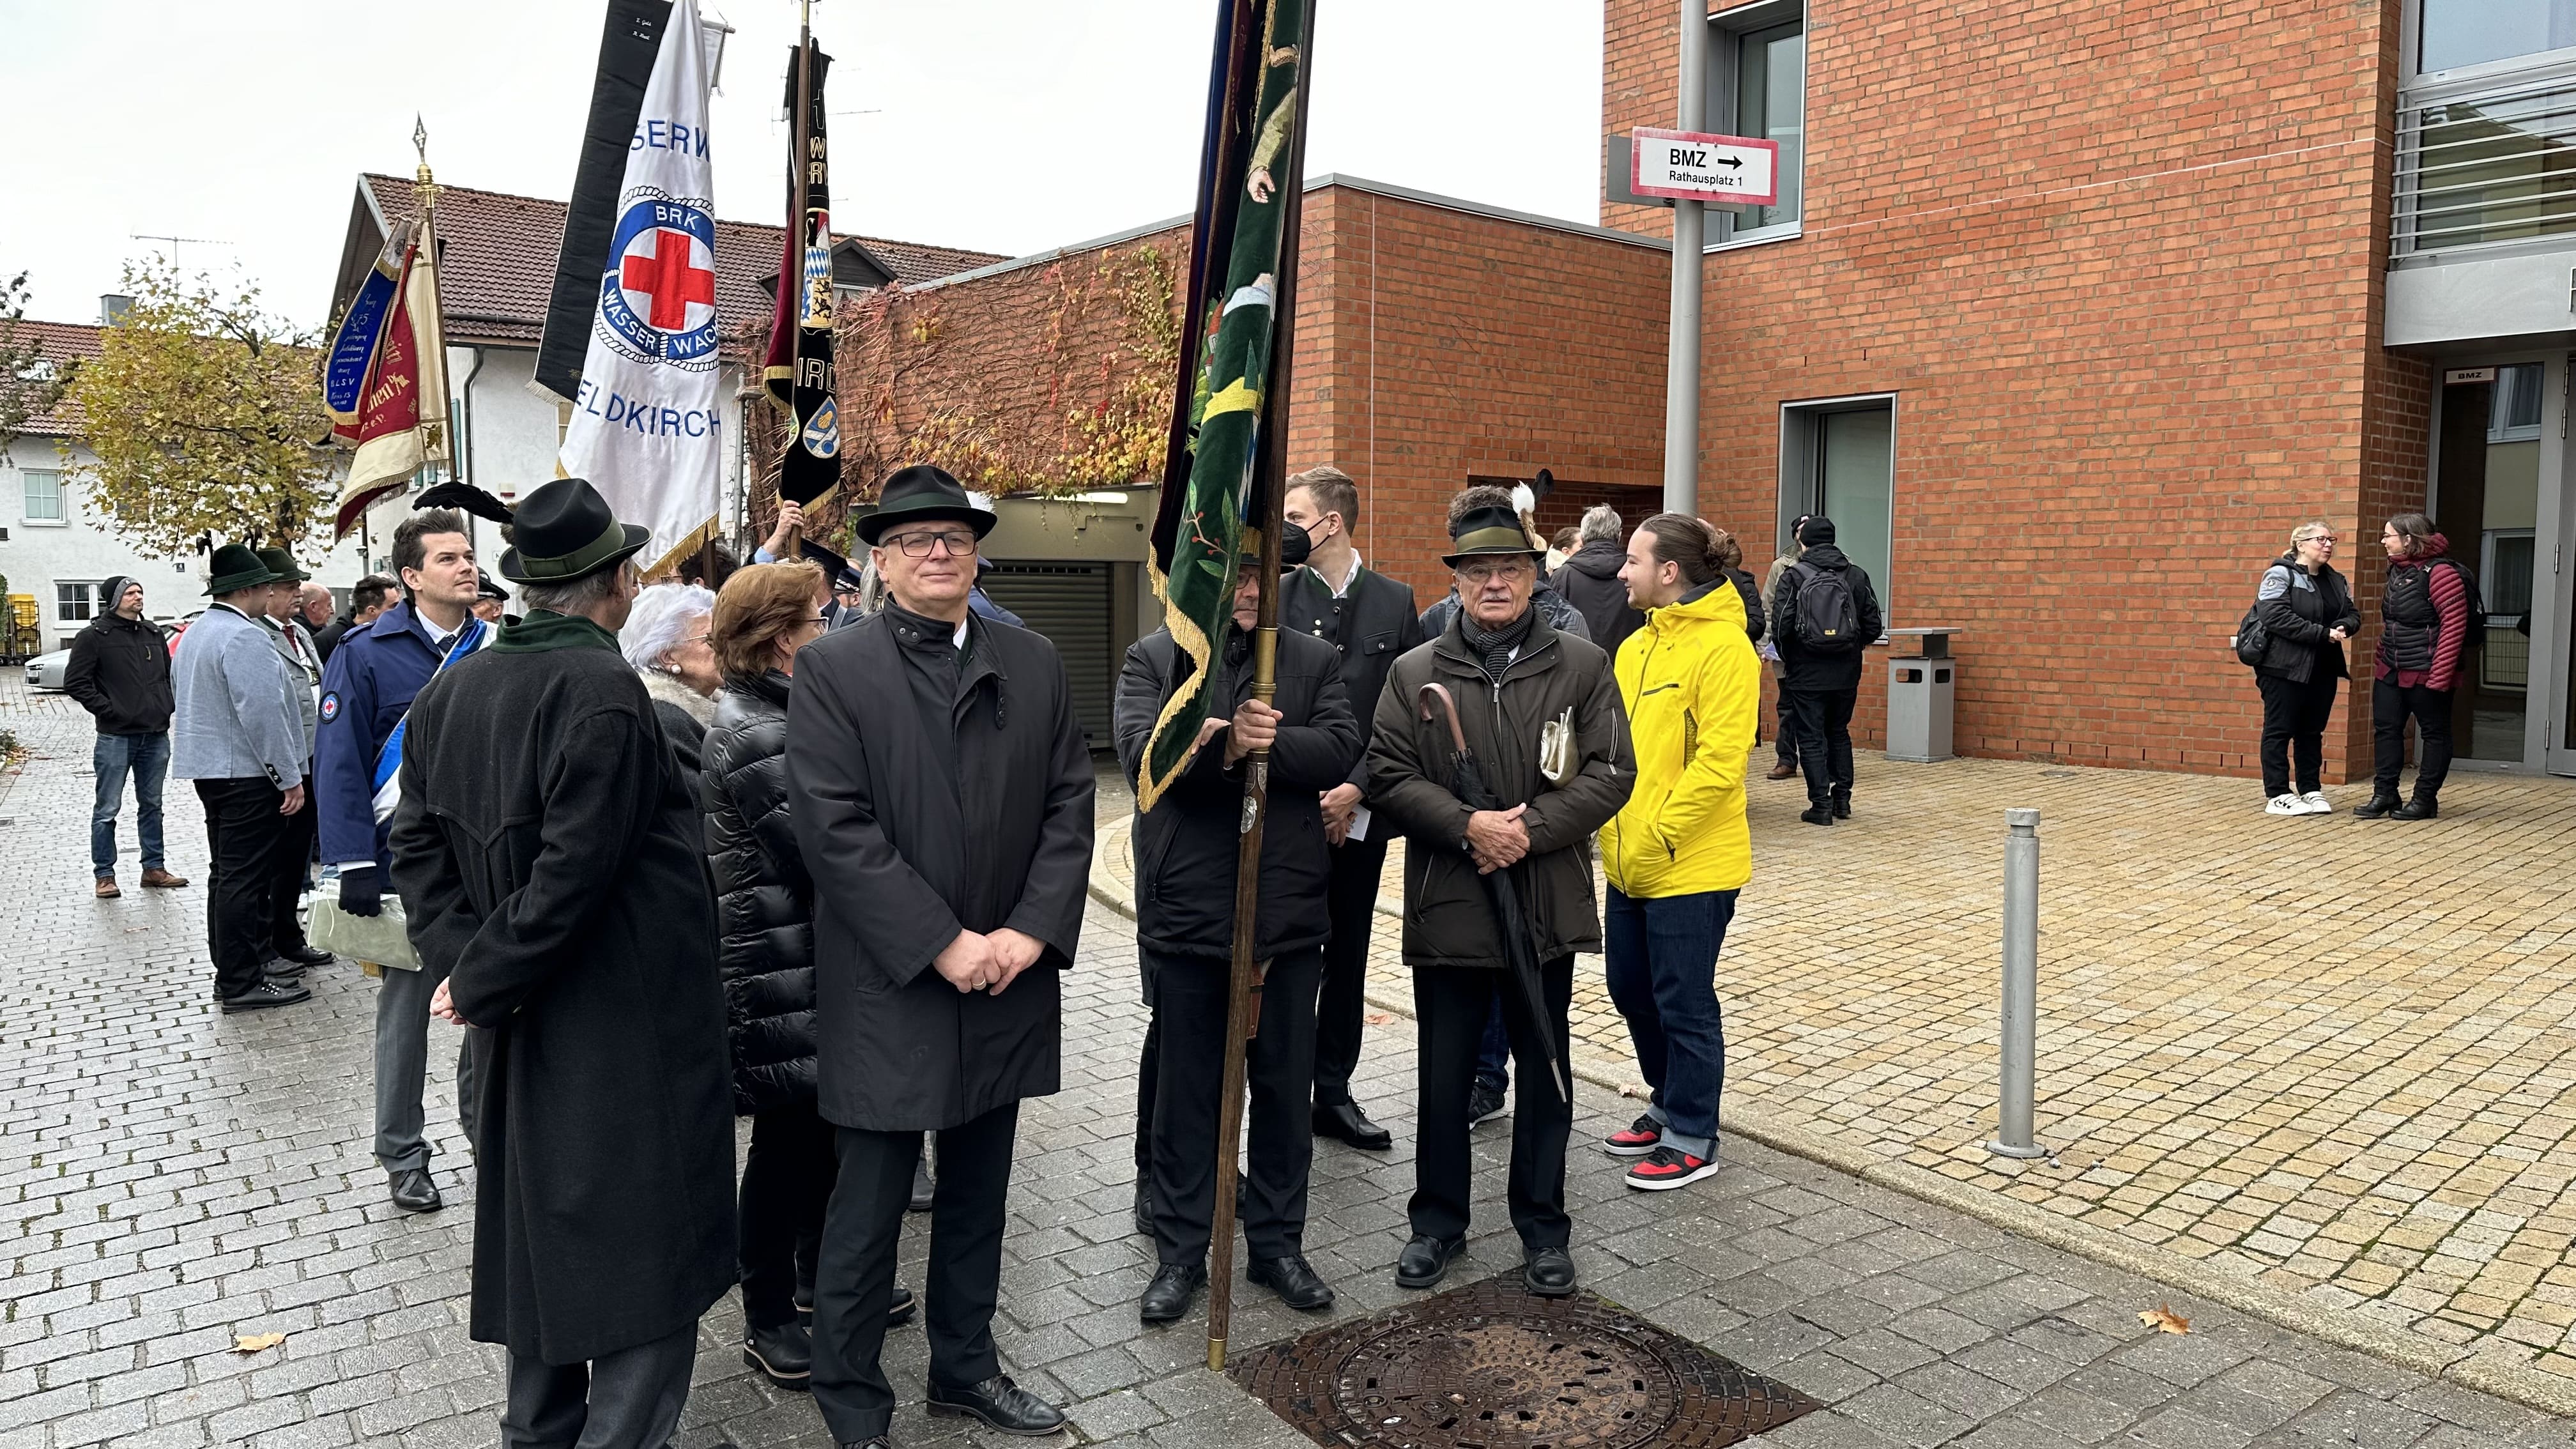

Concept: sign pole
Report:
left=1663, top=0, right=1706, bottom=517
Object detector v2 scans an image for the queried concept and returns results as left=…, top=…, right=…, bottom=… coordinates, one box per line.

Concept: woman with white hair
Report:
left=622, top=582, right=721, bottom=774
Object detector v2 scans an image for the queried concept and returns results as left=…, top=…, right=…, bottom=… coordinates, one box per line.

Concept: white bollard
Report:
left=1987, top=808, right=2046, bottom=1160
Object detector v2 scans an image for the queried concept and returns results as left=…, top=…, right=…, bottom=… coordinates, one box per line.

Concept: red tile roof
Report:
left=5, top=319, right=104, bottom=437
left=356, top=175, right=1004, bottom=350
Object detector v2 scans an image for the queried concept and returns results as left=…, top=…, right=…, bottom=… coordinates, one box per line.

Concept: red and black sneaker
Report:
left=1602, top=1114, right=1662, bottom=1158
left=1624, top=1145, right=1719, bottom=1191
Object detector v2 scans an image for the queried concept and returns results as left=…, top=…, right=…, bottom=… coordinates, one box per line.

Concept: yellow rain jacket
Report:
left=1602, top=578, right=1762, bottom=898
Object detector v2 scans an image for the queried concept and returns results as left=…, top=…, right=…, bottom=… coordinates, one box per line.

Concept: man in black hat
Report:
left=1114, top=521, right=1358, bottom=1324
left=391, top=477, right=735, bottom=1449
left=1365, top=496, right=1633, bottom=1298
left=786, top=464, right=1094, bottom=1448
left=172, top=544, right=312, bottom=1011
left=252, top=549, right=333, bottom=984
left=1768, top=514, right=1882, bottom=825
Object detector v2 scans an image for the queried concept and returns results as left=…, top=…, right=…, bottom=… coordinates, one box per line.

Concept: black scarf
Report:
left=1459, top=607, right=1536, bottom=684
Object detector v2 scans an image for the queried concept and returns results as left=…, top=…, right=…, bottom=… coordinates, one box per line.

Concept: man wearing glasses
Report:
left=1362, top=496, right=1632, bottom=1300
left=785, top=464, right=1095, bottom=1448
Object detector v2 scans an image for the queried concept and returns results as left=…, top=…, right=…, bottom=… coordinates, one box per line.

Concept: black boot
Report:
left=2393, top=793, right=2439, bottom=820
left=1798, top=805, right=1834, bottom=826
left=1830, top=790, right=1851, bottom=820
left=744, top=1321, right=813, bottom=1390
left=2352, top=792, right=2401, bottom=818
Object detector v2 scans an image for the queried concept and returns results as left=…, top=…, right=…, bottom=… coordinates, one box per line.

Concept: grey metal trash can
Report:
left=1885, top=627, right=1958, bottom=763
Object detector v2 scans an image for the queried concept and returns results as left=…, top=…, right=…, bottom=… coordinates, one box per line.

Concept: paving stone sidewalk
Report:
left=2, top=678, right=2570, bottom=1449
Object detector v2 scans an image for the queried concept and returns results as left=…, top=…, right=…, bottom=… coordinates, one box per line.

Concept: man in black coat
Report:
left=786, top=465, right=1095, bottom=1449
left=63, top=574, right=186, bottom=898
left=1551, top=504, right=1644, bottom=657
left=1280, top=465, right=1420, bottom=1151
left=392, top=479, right=737, bottom=1449
left=1769, top=515, right=1884, bottom=826
left=1116, top=524, right=1361, bottom=1324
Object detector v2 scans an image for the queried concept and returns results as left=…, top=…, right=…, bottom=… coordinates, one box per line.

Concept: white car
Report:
left=25, top=648, right=70, bottom=690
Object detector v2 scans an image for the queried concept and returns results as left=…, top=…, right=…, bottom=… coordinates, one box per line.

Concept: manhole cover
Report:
left=1233, top=1273, right=1821, bottom=1448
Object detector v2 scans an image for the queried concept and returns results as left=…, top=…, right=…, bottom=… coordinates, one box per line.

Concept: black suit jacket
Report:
left=1281, top=563, right=1422, bottom=789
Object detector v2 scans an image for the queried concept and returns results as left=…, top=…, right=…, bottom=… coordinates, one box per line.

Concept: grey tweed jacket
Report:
left=171, top=604, right=307, bottom=788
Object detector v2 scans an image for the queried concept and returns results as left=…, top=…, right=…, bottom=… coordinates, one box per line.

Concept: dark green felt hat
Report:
left=254, top=548, right=310, bottom=583
left=204, top=544, right=279, bottom=596
left=855, top=465, right=997, bottom=546
left=497, top=477, right=651, bottom=585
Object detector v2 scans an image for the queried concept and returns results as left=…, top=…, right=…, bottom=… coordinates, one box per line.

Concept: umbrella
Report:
left=1416, top=682, right=1572, bottom=1105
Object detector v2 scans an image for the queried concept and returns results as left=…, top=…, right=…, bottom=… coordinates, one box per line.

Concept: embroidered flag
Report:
left=329, top=214, right=449, bottom=539
left=762, top=34, right=841, bottom=508
left=558, top=0, right=723, bottom=576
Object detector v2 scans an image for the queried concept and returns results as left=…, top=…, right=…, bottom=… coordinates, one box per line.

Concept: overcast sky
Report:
left=0, top=0, right=1605, bottom=332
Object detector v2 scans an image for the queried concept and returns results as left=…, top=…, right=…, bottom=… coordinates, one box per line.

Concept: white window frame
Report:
left=22, top=468, right=65, bottom=525
left=57, top=581, right=98, bottom=624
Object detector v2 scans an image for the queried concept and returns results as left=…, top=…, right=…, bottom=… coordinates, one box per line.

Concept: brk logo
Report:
left=596, top=190, right=721, bottom=371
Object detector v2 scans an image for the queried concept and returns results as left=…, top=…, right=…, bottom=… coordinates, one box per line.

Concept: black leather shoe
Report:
left=1830, top=794, right=1851, bottom=820
left=1524, top=1246, right=1577, bottom=1298
left=926, top=1373, right=1066, bottom=1436
left=219, top=979, right=310, bottom=1013
left=909, top=1156, right=935, bottom=1212
left=1395, top=1233, right=1466, bottom=1290
left=262, top=956, right=310, bottom=981
left=276, top=942, right=334, bottom=967
left=1133, top=1179, right=1153, bottom=1237
left=388, top=1168, right=441, bottom=1213
left=1798, top=806, right=1834, bottom=826
left=1314, top=1100, right=1393, bottom=1151
left=887, top=1284, right=917, bottom=1328
left=2353, top=793, right=2402, bottom=818
left=742, top=1321, right=812, bottom=1390
left=1248, top=1254, right=1335, bottom=1310
left=2394, top=795, right=2440, bottom=820
left=1138, top=1261, right=1206, bottom=1322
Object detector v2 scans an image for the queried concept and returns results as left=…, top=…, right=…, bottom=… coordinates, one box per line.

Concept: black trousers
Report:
left=1774, top=683, right=1800, bottom=769
left=2255, top=671, right=2340, bottom=797
left=193, top=778, right=293, bottom=999
left=739, top=1103, right=835, bottom=1330
left=1788, top=687, right=1859, bottom=806
left=2372, top=679, right=2455, bottom=800
left=1312, top=836, right=1390, bottom=1107
left=1411, top=956, right=1574, bottom=1250
left=1146, top=946, right=1320, bottom=1266
left=501, top=1320, right=697, bottom=1449
left=266, top=785, right=317, bottom=958
left=812, top=1102, right=1017, bottom=1445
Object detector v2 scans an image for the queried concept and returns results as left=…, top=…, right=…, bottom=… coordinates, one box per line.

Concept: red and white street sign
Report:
left=1630, top=128, right=1779, bottom=206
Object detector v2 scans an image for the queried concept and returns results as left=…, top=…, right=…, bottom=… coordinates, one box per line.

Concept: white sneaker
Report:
left=2266, top=794, right=2305, bottom=816
left=2300, top=792, right=2332, bottom=815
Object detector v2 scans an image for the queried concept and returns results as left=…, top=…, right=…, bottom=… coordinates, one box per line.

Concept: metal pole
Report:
left=1662, top=0, right=1706, bottom=516
left=1987, top=808, right=2046, bottom=1159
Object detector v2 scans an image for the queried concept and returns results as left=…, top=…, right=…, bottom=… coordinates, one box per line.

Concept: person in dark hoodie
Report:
left=63, top=574, right=186, bottom=898
left=2250, top=521, right=2359, bottom=816
left=1552, top=505, right=1644, bottom=656
left=1769, top=516, right=1883, bottom=826
left=2358, top=513, right=2474, bottom=820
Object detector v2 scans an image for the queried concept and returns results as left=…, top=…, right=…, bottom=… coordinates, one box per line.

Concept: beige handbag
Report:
left=307, top=893, right=419, bottom=972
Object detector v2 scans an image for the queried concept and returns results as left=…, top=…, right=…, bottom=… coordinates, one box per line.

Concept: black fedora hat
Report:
left=204, top=543, right=278, bottom=596
left=498, top=477, right=651, bottom=585
left=254, top=548, right=310, bottom=583
left=855, top=465, right=997, bottom=546
left=1441, top=504, right=1547, bottom=568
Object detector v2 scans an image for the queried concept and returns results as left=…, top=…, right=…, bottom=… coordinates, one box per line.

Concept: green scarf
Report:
left=491, top=609, right=622, bottom=656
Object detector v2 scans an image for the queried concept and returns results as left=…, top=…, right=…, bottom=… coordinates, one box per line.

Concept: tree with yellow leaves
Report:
left=60, top=261, right=337, bottom=557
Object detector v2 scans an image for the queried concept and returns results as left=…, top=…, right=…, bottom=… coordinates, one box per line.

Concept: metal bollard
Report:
left=1987, top=808, right=2047, bottom=1160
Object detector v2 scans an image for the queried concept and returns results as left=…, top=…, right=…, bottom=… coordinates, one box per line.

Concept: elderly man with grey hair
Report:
left=622, top=582, right=721, bottom=776
left=1552, top=503, right=1644, bottom=657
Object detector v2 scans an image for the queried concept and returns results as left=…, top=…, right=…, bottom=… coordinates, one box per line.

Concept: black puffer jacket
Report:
left=699, top=670, right=816, bottom=1116
left=2252, top=558, right=2359, bottom=685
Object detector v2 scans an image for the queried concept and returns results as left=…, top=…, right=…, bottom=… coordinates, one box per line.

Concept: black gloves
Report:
left=339, top=866, right=383, bottom=918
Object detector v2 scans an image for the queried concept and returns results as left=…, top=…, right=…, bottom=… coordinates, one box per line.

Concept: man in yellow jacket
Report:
left=1598, top=514, right=1763, bottom=1190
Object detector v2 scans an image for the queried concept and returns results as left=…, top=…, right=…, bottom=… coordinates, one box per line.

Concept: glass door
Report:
left=2434, top=356, right=2571, bottom=770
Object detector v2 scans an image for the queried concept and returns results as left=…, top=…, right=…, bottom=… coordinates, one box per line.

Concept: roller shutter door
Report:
left=979, top=562, right=1114, bottom=747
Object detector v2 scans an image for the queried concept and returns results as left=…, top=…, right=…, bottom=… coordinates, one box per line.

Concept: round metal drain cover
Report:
left=1334, top=1312, right=1678, bottom=1447
left=1233, top=1273, right=1821, bottom=1449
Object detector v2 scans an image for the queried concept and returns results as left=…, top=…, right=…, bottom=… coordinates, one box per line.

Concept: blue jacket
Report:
left=314, top=601, right=469, bottom=872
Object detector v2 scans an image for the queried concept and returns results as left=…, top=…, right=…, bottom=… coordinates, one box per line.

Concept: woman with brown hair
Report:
left=2359, top=512, right=2474, bottom=820
left=699, top=560, right=916, bottom=1390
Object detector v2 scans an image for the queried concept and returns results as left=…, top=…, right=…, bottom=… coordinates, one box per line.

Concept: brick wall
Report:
left=1598, top=0, right=2414, bottom=778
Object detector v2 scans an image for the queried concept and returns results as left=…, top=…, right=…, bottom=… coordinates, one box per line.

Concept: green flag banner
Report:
left=1140, top=0, right=1314, bottom=813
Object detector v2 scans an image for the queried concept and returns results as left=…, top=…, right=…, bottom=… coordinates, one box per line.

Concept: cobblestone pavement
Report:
left=4, top=677, right=2572, bottom=1449
left=1093, top=752, right=2576, bottom=1400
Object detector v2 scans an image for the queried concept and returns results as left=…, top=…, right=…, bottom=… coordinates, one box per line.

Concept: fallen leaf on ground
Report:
left=2138, top=1305, right=2189, bottom=1335
left=233, top=1332, right=286, bottom=1354
left=1365, top=1012, right=1393, bottom=1025
left=1620, top=1082, right=1651, bottom=1100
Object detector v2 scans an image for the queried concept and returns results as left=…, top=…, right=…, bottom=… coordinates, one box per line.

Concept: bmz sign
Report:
left=1630, top=128, right=1778, bottom=206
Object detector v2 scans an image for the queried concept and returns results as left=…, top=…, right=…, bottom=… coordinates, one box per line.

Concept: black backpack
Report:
left=1790, top=562, right=1864, bottom=653
left=2440, top=558, right=2490, bottom=641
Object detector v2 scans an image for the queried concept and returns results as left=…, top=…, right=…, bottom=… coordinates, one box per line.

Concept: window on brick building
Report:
left=2419, top=0, right=2576, bottom=73
left=1706, top=1, right=1805, bottom=243
left=1779, top=396, right=1896, bottom=624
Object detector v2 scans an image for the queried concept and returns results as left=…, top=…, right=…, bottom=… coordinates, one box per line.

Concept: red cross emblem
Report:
left=618, top=229, right=717, bottom=332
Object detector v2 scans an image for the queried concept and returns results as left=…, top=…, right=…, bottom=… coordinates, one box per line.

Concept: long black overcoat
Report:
left=388, top=618, right=735, bottom=1366
left=784, top=608, right=1095, bottom=1131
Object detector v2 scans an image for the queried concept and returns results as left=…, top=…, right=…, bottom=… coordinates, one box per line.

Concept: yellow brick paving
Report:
left=1095, top=754, right=2576, bottom=1381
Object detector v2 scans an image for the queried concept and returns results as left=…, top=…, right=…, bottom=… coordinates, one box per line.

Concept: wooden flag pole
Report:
left=1206, top=0, right=1318, bottom=1375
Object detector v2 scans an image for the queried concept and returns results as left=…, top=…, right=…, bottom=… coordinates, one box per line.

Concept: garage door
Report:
left=978, top=562, right=1114, bottom=747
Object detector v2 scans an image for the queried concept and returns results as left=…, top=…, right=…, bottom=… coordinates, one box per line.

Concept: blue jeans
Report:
left=1603, top=886, right=1738, bottom=1158
left=92, top=732, right=169, bottom=878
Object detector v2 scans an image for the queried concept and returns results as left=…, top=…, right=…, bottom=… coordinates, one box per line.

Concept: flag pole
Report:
left=413, top=118, right=454, bottom=493
left=781, top=0, right=815, bottom=564
left=1207, top=0, right=1318, bottom=1376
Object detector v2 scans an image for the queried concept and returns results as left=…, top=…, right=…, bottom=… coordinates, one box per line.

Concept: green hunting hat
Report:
left=204, top=544, right=279, bottom=596
left=1440, top=504, right=1547, bottom=569
left=254, top=548, right=310, bottom=583
left=497, top=477, right=651, bottom=585
left=855, top=465, right=997, bottom=546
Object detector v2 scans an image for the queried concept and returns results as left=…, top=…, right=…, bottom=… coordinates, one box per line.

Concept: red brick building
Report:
left=781, top=1, right=2576, bottom=780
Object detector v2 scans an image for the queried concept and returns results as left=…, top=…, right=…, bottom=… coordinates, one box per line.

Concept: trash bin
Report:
left=1885, top=627, right=1959, bottom=763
